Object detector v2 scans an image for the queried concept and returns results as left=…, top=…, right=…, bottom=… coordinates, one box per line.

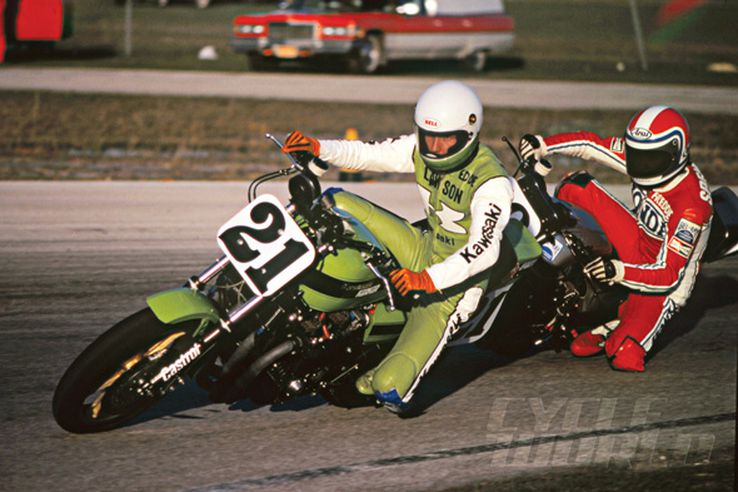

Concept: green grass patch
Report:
left=2, top=90, right=736, bottom=182
left=4, top=0, right=738, bottom=85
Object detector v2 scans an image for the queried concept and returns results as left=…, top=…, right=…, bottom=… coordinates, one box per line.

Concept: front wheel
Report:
left=52, top=308, right=199, bottom=433
left=248, top=53, right=279, bottom=72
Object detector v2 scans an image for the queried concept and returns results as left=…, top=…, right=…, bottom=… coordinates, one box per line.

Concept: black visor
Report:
left=417, top=128, right=471, bottom=158
left=625, top=144, right=678, bottom=180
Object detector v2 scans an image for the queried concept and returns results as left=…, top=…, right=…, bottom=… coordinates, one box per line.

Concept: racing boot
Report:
left=370, top=352, right=418, bottom=410
left=355, top=368, right=376, bottom=396
left=570, top=331, right=605, bottom=357
left=570, top=321, right=617, bottom=357
left=608, top=337, right=646, bottom=372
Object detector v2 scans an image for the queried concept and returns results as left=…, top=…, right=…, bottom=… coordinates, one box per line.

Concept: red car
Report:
left=230, top=0, right=514, bottom=73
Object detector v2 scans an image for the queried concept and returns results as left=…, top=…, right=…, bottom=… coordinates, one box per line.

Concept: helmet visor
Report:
left=625, top=144, right=676, bottom=180
left=417, top=128, right=471, bottom=159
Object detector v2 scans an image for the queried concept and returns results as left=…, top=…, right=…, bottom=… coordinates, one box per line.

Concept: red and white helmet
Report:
left=624, top=105, right=690, bottom=187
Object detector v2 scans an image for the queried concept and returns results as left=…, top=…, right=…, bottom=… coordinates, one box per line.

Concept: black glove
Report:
left=519, top=134, right=546, bottom=162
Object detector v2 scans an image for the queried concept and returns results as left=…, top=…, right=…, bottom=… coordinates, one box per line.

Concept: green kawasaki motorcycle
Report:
left=53, top=135, right=738, bottom=433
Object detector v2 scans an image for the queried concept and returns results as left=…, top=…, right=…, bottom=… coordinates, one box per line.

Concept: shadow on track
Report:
left=4, top=46, right=117, bottom=64
left=252, top=55, right=525, bottom=76
left=650, top=273, right=738, bottom=357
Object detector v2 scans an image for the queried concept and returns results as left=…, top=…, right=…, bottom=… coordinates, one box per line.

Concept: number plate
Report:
left=217, top=195, right=316, bottom=297
left=274, top=44, right=299, bottom=59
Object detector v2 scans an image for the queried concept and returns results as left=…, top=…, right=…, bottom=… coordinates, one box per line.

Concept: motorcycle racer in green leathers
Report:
left=282, top=80, right=514, bottom=412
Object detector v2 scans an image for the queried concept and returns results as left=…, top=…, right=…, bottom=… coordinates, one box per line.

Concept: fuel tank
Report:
left=298, top=209, right=391, bottom=312
left=540, top=201, right=614, bottom=267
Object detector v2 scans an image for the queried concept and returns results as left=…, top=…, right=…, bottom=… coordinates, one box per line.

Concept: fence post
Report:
left=628, top=0, right=648, bottom=71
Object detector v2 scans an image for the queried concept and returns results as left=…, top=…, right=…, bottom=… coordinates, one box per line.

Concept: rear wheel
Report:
left=475, top=264, right=558, bottom=357
left=347, top=35, right=383, bottom=74
left=52, top=309, right=200, bottom=433
left=462, top=50, right=487, bottom=72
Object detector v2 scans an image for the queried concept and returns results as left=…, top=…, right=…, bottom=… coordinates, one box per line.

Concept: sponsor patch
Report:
left=610, top=137, right=625, bottom=153
left=667, top=217, right=701, bottom=258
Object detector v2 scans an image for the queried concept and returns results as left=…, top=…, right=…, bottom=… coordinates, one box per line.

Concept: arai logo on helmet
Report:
left=423, top=118, right=440, bottom=128
left=631, top=127, right=653, bottom=139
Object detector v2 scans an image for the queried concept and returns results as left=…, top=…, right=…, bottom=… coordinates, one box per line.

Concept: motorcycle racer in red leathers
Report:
left=519, top=105, right=713, bottom=372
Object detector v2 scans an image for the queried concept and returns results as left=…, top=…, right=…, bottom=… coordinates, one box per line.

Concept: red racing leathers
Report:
left=543, top=131, right=713, bottom=358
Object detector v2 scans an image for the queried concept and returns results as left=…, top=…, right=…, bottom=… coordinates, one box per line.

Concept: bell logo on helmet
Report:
left=631, top=128, right=652, bottom=139
left=424, top=118, right=440, bottom=128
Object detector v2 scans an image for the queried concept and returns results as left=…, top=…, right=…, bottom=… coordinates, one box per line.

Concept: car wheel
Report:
left=248, top=54, right=278, bottom=72
left=463, top=50, right=487, bottom=72
left=348, top=35, right=383, bottom=75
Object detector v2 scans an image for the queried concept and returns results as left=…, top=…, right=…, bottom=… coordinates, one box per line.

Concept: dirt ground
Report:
left=1, top=91, right=737, bottom=183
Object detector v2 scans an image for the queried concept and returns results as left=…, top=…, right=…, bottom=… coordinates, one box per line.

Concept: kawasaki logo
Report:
left=459, top=204, right=502, bottom=263
left=159, top=342, right=202, bottom=381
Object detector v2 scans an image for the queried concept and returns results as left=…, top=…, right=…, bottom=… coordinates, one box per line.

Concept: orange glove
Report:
left=283, top=130, right=320, bottom=155
left=389, top=268, right=437, bottom=296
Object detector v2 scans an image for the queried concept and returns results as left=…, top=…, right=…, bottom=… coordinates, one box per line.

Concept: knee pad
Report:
left=554, top=171, right=595, bottom=198
left=371, top=353, right=418, bottom=401
left=326, top=188, right=376, bottom=223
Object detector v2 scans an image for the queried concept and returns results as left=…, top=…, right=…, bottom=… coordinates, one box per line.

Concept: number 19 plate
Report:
left=217, top=195, right=316, bottom=297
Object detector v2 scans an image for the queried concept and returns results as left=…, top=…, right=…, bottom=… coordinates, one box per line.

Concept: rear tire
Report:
left=462, top=50, right=487, bottom=72
left=52, top=309, right=198, bottom=433
left=347, top=35, right=383, bottom=74
left=475, top=265, right=558, bottom=357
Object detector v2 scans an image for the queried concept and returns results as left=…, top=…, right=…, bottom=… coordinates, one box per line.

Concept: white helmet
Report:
left=414, top=80, right=483, bottom=172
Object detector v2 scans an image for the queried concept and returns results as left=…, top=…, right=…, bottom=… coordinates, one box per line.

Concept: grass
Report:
left=4, top=0, right=738, bottom=86
left=2, top=90, right=736, bottom=182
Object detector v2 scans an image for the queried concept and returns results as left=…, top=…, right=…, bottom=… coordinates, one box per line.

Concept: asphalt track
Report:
left=0, top=181, right=735, bottom=491
left=1, top=67, right=738, bottom=114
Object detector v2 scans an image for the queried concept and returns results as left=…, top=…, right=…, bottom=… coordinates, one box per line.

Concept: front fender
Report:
left=146, top=288, right=221, bottom=325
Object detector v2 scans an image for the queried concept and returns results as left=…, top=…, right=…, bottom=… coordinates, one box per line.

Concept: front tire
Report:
left=248, top=53, right=279, bottom=72
left=52, top=309, right=198, bottom=433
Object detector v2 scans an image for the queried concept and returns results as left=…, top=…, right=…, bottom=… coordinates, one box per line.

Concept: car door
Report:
left=382, top=0, right=449, bottom=59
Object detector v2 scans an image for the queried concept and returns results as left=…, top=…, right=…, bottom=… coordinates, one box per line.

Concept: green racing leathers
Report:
left=317, top=134, right=514, bottom=407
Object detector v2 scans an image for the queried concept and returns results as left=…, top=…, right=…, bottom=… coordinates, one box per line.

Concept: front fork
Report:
left=145, top=206, right=333, bottom=390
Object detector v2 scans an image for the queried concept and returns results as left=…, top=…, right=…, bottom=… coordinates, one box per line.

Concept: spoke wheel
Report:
left=463, top=50, right=487, bottom=72
left=53, top=309, right=199, bottom=433
left=347, top=35, right=383, bottom=74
